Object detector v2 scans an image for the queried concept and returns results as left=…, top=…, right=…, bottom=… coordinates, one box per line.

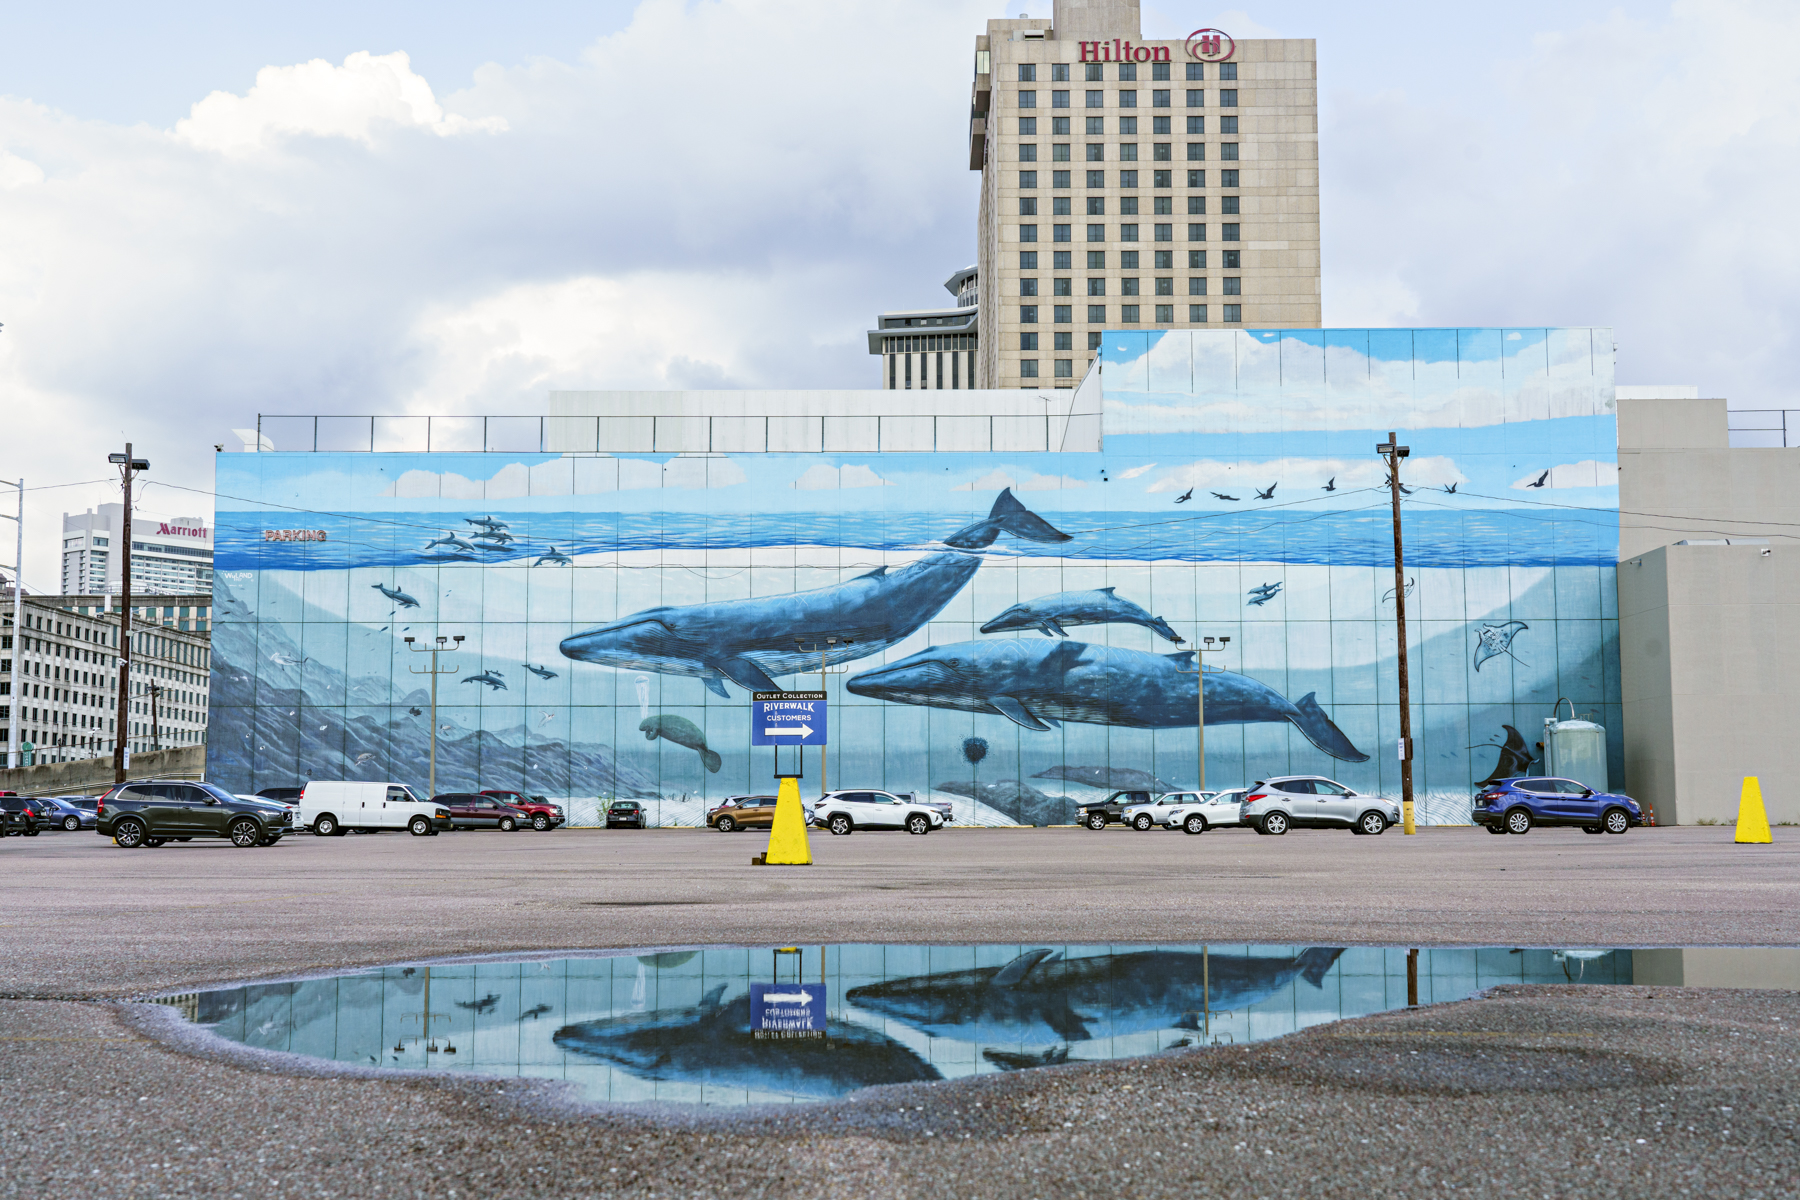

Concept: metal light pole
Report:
left=0, top=476, right=21, bottom=767
left=149, top=682, right=162, bottom=752
left=1177, top=634, right=1229, bottom=791
left=405, top=634, right=462, bottom=800
left=1377, top=432, right=1416, bottom=834
left=793, top=636, right=853, bottom=797
left=109, top=446, right=149, bottom=783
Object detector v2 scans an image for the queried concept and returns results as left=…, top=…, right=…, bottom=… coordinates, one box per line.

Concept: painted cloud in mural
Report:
left=792, top=463, right=892, bottom=490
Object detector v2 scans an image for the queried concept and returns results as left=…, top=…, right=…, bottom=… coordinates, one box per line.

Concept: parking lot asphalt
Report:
left=2, top=824, right=1796, bottom=1198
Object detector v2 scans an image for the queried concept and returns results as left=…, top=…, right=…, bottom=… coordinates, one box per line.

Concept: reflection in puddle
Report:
left=173, top=944, right=1635, bottom=1107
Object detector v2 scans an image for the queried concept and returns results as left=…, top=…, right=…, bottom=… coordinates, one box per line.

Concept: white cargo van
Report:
left=300, top=782, right=448, bottom=837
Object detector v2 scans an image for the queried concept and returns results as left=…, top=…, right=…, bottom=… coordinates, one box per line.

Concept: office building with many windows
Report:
left=970, top=0, right=1320, bottom=387
left=868, top=265, right=981, bottom=389
left=62, top=504, right=214, bottom=597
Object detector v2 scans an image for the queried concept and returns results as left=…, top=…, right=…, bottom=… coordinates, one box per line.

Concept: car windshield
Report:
left=198, top=783, right=239, bottom=803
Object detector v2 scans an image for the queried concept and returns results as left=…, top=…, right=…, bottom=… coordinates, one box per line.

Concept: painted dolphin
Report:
left=463, top=670, right=507, bottom=691
left=640, top=714, right=721, bottom=773
left=847, top=947, right=1344, bottom=1044
left=980, top=587, right=1184, bottom=643
left=553, top=984, right=940, bottom=1099
left=535, top=546, right=572, bottom=566
left=559, top=489, right=1071, bottom=697
left=473, top=530, right=514, bottom=546
left=846, top=639, right=1369, bottom=761
left=371, top=583, right=419, bottom=608
left=465, top=515, right=509, bottom=530
left=425, top=534, right=478, bottom=552
left=523, top=663, right=558, bottom=679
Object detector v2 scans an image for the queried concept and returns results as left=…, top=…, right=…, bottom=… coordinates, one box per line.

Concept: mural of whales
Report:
left=846, top=639, right=1369, bottom=762
left=846, top=947, right=1345, bottom=1045
left=980, top=587, right=1185, bottom=643
left=558, top=490, right=1070, bottom=697
left=552, top=984, right=941, bottom=1099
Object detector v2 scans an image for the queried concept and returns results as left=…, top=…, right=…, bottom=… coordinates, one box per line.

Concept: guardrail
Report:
left=1726, top=409, right=1800, bottom=448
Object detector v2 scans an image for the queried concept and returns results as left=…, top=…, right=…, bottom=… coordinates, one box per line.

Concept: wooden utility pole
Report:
left=1377, top=432, right=1416, bottom=834
left=109, top=445, right=148, bottom=784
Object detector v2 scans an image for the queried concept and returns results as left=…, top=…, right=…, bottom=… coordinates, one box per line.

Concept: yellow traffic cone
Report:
left=754, top=775, right=813, bottom=866
left=1735, top=776, right=1772, bottom=844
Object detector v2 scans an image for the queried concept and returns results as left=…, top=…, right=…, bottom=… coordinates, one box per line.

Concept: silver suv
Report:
left=1241, top=776, right=1402, bottom=836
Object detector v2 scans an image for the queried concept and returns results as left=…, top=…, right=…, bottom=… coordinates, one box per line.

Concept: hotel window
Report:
left=1188, top=169, right=1205, bottom=187
left=1087, top=250, right=1105, bottom=268
left=1155, top=304, right=1174, bottom=323
left=1086, top=89, right=1104, bottom=107
left=1087, top=278, right=1106, bottom=296
left=1153, top=169, right=1171, bottom=187
left=1186, top=88, right=1203, bottom=106
left=1120, top=223, right=1139, bottom=241
left=1052, top=116, right=1070, bottom=135
left=1054, top=359, right=1074, bottom=378
left=1189, top=277, right=1207, bottom=295
left=1053, top=196, right=1072, bottom=214
left=1053, top=144, right=1070, bottom=161
left=1020, top=332, right=1038, bottom=350
left=1153, top=61, right=1170, bottom=81
left=1120, top=144, right=1139, bottom=161
left=1154, top=195, right=1172, bottom=215
left=1020, top=197, right=1038, bottom=215
left=1122, top=304, right=1140, bottom=323
left=1188, top=223, right=1206, bottom=241
left=1021, top=359, right=1040, bottom=377
left=1019, top=117, right=1037, bottom=135
left=1119, top=90, right=1137, bottom=108
left=1121, top=277, right=1140, bottom=296
left=1086, top=116, right=1104, bottom=135
left=1220, top=115, right=1238, bottom=134
left=1086, top=144, right=1104, bottom=161
left=1020, top=251, right=1039, bottom=268
left=1053, top=224, right=1071, bottom=242
left=1053, top=250, right=1072, bottom=268
left=1054, top=331, right=1072, bottom=349
left=1153, top=116, right=1171, bottom=134
left=1221, top=195, right=1239, bottom=214
left=1190, top=304, right=1207, bottom=322
left=1221, top=143, right=1239, bottom=160
left=1087, top=223, right=1105, bottom=241
left=1220, top=63, right=1237, bottom=80
left=1118, top=62, right=1137, bottom=81
left=1155, top=277, right=1174, bottom=295
left=1120, top=196, right=1139, bottom=215
left=1020, top=224, right=1038, bottom=242
left=1187, top=143, right=1205, bottom=161
left=1221, top=90, right=1237, bottom=107
left=1019, top=64, right=1036, bottom=81
left=1086, top=169, right=1104, bottom=187
left=1087, top=196, right=1105, bottom=215
left=1187, top=116, right=1205, bottom=134
left=1155, top=249, right=1173, bottom=268
left=1052, top=63, right=1070, bottom=81
left=1086, top=63, right=1103, bottom=82
left=1186, top=62, right=1203, bottom=81
left=1088, top=331, right=1102, bottom=349
left=1020, top=90, right=1037, bottom=108
left=1020, top=170, right=1037, bottom=188
left=1223, top=304, right=1241, bottom=322
left=1223, top=278, right=1242, bottom=295
left=1153, top=143, right=1171, bottom=160
left=1220, top=250, right=1239, bottom=267
left=1053, top=277, right=1072, bottom=295
left=1152, top=89, right=1170, bottom=108
left=1119, top=169, right=1138, bottom=188
left=1021, top=304, right=1039, bottom=321
left=1087, top=304, right=1106, bottom=322
left=1053, top=169, right=1070, bottom=187
left=1118, top=115, right=1137, bottom=135
left=1190, top=250, right=1206, bottom=267
left=1020, top=144, right=1038, bottom=161
left=1222, top=223, right=1240, bottom=241
left=1020, top=278, right=1039, bottom=296
left=1221, top=169, right=1239, bottom=187
left=1053, top=305, right=1072, bottom=323
left=1052, top=90, right=1070, bottom=108
left=1188, top=196, right=1206, bottom=214
left=1121, top=250, right=1139, bottom=268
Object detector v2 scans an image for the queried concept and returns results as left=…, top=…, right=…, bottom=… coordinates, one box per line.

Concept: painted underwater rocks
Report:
left=1474, top=620, right=1529, bottom=671
left=846, top=640, right=1370, bottom=762
left=640, top=714, right=722, bottom=773
left=552, top=983, right=940, bottom=1098
left=558, top=490, right=1070, bottom=697
left=845, top=947, right=1344, bottom=1044
left=980, top=587, right=1185, bottom=643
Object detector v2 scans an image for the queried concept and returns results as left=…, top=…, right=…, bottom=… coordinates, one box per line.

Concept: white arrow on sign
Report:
left=764, top=990, right=812, bottom=1004
left=764, top=724, right=813, bottom=738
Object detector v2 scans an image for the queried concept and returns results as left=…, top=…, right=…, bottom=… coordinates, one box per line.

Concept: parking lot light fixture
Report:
left=1178, top=633, right=1229, bottom=790
left=406, top=634, right=462, bottom=800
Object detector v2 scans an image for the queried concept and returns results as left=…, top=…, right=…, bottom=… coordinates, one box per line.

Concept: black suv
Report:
left=0, top=795, right=46, bottom=837
left=97, top=780, right=293, bottom=848
left=1075, top=790, right=1154, bottom=830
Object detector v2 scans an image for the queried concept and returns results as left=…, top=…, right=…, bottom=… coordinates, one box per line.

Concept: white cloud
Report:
left=176, top=51, right=506, bottom=154
left=1015, top=473, right=1088, bottom=491
left=952, top=469, right=1016, bottom=493
left=0, top=151, right=44, bottom=189
left=952, top=468, right=1085, bottom=492
left=1116, top=462, right=1157, bottom=479
left=1148, top=455, right=1465, bottom=493
left=1512, top=460, right=1619, bottom=489
left=383, top=455, right=743, bottom=498
left=792, top=463, right=892, bottom=490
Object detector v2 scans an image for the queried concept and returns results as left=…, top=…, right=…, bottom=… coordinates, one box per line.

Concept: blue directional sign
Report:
left=751, top=691, right=827, bottom=746
left=750, top=981, right=827, bottom=1038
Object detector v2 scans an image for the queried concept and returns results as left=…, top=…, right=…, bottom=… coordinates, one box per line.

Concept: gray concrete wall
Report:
left=1618, top=396, right=1800, bottom=559
left=0, top=745, right=205, bottom=797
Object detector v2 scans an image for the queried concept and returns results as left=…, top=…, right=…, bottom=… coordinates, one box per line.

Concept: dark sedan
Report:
left=37, top=796, right=97, bottom=831
left=606, top=801, right=647, bottom=829
left=1473, top=776, right=1645, bottom=835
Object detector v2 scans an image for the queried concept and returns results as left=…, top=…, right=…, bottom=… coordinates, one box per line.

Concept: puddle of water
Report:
left=170, top=944, right=1639, bottom=1106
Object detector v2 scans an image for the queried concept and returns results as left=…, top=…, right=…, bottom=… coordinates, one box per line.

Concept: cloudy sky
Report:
left=0, top=0, right=1792, bottom=587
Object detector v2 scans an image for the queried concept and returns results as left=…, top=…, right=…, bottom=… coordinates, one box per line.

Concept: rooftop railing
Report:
left=1726, top=409, right=1800, bottom=448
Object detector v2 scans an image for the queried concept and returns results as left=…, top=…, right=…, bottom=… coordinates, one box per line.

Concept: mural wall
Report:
left=208, top=328, right=1620, bottom=825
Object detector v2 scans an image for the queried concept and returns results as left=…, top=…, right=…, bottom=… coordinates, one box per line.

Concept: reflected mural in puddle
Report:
left=174, top=944, right=1633, bottom=1107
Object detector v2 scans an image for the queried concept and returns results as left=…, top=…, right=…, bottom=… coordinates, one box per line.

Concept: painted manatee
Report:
left=640, top=714, right=721, bottom=773
left=980, top=587, right=1185, bottom=643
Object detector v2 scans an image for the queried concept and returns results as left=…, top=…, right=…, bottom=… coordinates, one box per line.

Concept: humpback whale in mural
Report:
left=980, top=587, right=1184, bottom=643
left=846, top=639, right=1369, bottom=761
left=558, top=490, right=1071, bottom=696
left=846, top=947, right=1344, bottom=1044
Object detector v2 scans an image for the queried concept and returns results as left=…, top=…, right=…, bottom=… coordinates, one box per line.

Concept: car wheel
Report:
left=1604, top=808, right=1630, bottom=835
left=716, top=815, right=736, bottom=833
left=1486, top=823, right=1510, bottom=834
left=1132, top=814, right=1154, bottom=831
left=1505, top=808, right=1533, bottom=835
left=1358, top=811, right=1388, bottom=836
left=907, top=814, right=930, bottom=835
left=1184, top=814, right=1207, bottom=835
left=63, top=815, right=82, bottom=831
left=1261, top=812, right=1290, bottom=836
left=1086, top=814, right=1107, bottom=830
left=114, top=819, right=146, bottom=848
left=230, top=819, right=261, bottom=848
left=532, top=814, right=550, bottom=831
left=828, top=815, right=853, bottom=836
left=499, top=817, right=517, bottom=832
left=314, top=814, right=338, bottom=837
left=409, top=816, right=432, bottom=836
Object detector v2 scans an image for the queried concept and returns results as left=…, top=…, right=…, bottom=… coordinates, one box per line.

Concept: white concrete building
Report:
left=62, top=504, right=214, bottom=598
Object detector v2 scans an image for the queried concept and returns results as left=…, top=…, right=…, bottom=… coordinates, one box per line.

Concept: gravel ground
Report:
left=1, top=825, right=1796, bottom=1197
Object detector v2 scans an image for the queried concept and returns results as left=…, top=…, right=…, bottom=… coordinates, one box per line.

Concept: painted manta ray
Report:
left=559, top=489, right=1071, bottom=696
left=980, top=587, right=1184, bottom=643
left=847, top=639, right=1369, bottom=761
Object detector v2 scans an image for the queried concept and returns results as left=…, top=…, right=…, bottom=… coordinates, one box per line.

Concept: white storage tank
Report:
left=1544, top=700, right=1608, bottom=792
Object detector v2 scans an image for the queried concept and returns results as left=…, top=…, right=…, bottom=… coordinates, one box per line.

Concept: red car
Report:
left=478, top=790, right=566, bottom=832
left=433, top=793, right=529, bottom=831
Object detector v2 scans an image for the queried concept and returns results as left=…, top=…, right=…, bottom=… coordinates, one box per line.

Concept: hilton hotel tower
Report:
left=972, top=0, right=1319, bottom=388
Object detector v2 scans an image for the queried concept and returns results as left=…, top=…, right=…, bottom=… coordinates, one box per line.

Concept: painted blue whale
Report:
left=845, top=638, right=1369, bottom=761
left=558, top=490, right=1070, bottom=697
left=981, top=587, right=1184, bottom=643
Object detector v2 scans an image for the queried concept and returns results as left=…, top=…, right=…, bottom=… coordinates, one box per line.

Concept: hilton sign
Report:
left=1185, top=29, right=1236, bottom=61
left=1078, top=30, right=1234, bottom=64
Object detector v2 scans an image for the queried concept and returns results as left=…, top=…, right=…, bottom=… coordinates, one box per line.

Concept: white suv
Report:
left=1161, top=789, right=1247, bottom=834
left=812, top=790, right=946, bottom=836
left=1121, top=791, right=1218, bottom=830
left=1240, top=776, right=1401, bottom=836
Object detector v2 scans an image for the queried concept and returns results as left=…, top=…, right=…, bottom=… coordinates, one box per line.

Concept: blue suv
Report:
left=1473, top=776, right=1644, bottom=835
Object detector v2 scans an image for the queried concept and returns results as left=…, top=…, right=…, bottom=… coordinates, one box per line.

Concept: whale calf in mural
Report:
left=980, top=587, right=1185, bottom=643
left=558, top=489, right=1071, bottom=696
left=845, top=947, right=1344, bottom=1044
left=846, top=639, right=1369, bottom=761
left=1032, top=765, right=1176, bottom=791
left=553, top=984, right=941, bottom=1098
